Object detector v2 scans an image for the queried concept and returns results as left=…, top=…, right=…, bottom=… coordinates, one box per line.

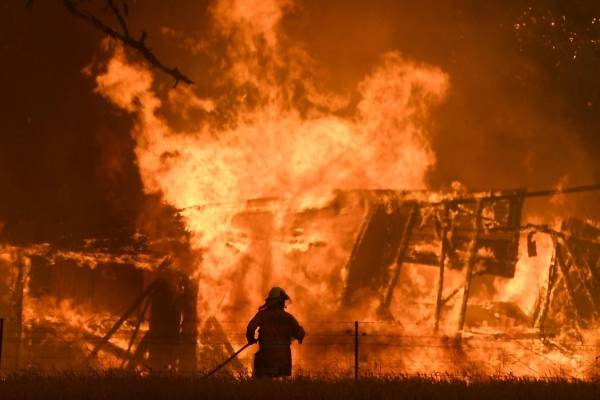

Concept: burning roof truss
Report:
left=2, top=185, right=600, bottom=374
left=532, top=218, right=600, bottom=334
left=341, top=190, right=525, bottom=330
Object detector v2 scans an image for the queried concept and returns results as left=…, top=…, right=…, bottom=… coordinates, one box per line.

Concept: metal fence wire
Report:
left=0, top=318, right=599, bottom=378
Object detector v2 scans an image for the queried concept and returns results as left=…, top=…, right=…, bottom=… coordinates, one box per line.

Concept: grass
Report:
left=1, top=371, right=599, bottom=400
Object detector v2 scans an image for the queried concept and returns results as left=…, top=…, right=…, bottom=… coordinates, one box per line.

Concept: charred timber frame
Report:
left=457, top=200, right=484, bottom=333
left=88, top=270, right=200, bottom=371
left=533, top=242, right=559, bottom=333
left=403, top=192, right=524, bottom=278
left=125, top=332, right=150, bottom=370
left=430, top=183, right=600, bottom=207
left=559, top=240, right=600, bottom=315
left=87, top=281, right=158, bottom=361
left=528, top=220, right=600, bottom=333
left=554, top=244, right=585, bottom=324
left=342, top=188, right=524, bottom=327
left=434, top=205, right=449, bottom=332
left=6, top=248, right=200, bottom=372
left=177, top=183, right=600, bottom=213
left=379, top=203, right=419, bottom=314
left=3, top=182, right=597, bottom=370
left=560, top=219, right=600, bottom=323
left=121, top=294, right=153, bottom=367
left=342, top=206, right=377, bottom=306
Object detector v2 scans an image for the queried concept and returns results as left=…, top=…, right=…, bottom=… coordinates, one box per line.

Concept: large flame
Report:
left=54, top=0, right=596, bottom=378
left=93, top=0, right=448, bottom=326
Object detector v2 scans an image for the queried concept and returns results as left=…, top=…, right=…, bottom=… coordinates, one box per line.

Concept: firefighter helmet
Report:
left=266, top=286, right=290, bottom=301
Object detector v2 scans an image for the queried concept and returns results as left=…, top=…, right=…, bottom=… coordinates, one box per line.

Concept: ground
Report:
left=1, top=372, right=599, bottom=400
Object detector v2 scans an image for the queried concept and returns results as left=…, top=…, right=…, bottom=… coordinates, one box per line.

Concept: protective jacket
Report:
left=246, top=306, right=305, bottom=377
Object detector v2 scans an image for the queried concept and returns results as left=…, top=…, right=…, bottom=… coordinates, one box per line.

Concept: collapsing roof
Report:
left=532, top=218, right=600, bottom=333
left=2, top=186, right=600, bottom=374
left=340, top=190, right=524, bottom=321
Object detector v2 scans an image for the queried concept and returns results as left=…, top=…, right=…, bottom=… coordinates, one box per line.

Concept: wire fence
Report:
left=1, top=317, right=599, bottom=378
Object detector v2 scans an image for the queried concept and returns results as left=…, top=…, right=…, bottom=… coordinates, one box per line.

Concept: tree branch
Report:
left=106, top=0, right=129, bottom=38
left=59, top=0, right=194, bottom=86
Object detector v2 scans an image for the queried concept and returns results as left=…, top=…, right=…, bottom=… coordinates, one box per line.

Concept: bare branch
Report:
left=59, top=0, right=194, bottom=85
left=106, top=0, right=129, bottom=38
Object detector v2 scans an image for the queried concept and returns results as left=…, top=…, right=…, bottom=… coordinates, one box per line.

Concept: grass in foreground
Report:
left=1, top=372, right=599, bottom=400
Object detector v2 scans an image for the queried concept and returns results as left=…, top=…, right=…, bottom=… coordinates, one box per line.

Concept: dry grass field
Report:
left=1, top=372, right=599, bottom=400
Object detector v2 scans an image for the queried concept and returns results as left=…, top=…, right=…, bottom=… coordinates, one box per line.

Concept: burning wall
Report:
left=2, top=188, right=600, bottom=377
left=0, top=236, right=200, bottom=371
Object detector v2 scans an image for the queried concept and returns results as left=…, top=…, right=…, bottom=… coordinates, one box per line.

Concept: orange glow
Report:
left=78, top=0, right=600, bottom=378
left=5, top=0, right=600, bottom=380
left=93, top=0, right=449, bottom=340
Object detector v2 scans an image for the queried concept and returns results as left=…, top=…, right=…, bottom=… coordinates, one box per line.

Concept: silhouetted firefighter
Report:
left=246, top=287, right=305, bottom=378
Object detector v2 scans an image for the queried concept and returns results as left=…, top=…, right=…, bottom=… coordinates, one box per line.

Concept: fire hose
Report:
left=202, top=342, right=256, bottom=378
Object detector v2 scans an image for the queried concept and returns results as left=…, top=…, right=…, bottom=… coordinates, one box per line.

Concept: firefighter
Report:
left=246, top=287, right=305, bottom=378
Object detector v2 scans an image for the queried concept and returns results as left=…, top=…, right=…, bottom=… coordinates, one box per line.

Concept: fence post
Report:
left=354, top=320, right=359, bottom=380
left=0, top=318, right=3, bottom=373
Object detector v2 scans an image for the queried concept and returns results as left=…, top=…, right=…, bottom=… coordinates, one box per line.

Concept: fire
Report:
left=76, top=0, right=600, bottom=378
left=494, top=223, right=556, bottom=314
left=92, top=0, right=448, bottom=333
left=4, top=0, right=600, bottom=380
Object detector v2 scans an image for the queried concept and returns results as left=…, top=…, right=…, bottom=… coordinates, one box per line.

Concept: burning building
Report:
left=4, top=0, right=600, bottom=381
left=2, top=185, right=600, bottom=377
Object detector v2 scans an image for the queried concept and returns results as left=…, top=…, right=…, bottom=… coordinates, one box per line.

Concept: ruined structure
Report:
left=532, top=218, right=600, bottom=334
left=0, top=185, right=599, bottom=376
left=0, top=236, right=199, bottom=371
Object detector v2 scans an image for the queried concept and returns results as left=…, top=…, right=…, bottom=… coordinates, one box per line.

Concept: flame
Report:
left=93, top=0, right=448, bottom=329
left=84, top=0, right=600, bottom=378
left=6, top=0, right=597, bottom=378
left=494, top=227, right=555, bottom=314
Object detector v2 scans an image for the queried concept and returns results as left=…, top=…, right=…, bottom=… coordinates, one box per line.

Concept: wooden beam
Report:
left=125, top=331, right=150, bottom=370
left=87, top=281, right=157, bottom=360
left=533, top=244, right=558, bottom=333
left=434, top=206, right=449, bottom=332
left=88, top=260, right=172, bottom=365
left=560, top=240, right=600, bottom=314
left=82, top=332, right=149, bottom=370
left=120, top=294, right=152, bottom=368
left=457, top=200, right=484, bottom=332
left=379, top=203, right=419, bottom=314
left=554, top=243, right=585, bottom=322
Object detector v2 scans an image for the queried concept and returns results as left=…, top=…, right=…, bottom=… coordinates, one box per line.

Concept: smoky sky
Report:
left=1, top=0, right=599, bottom=243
